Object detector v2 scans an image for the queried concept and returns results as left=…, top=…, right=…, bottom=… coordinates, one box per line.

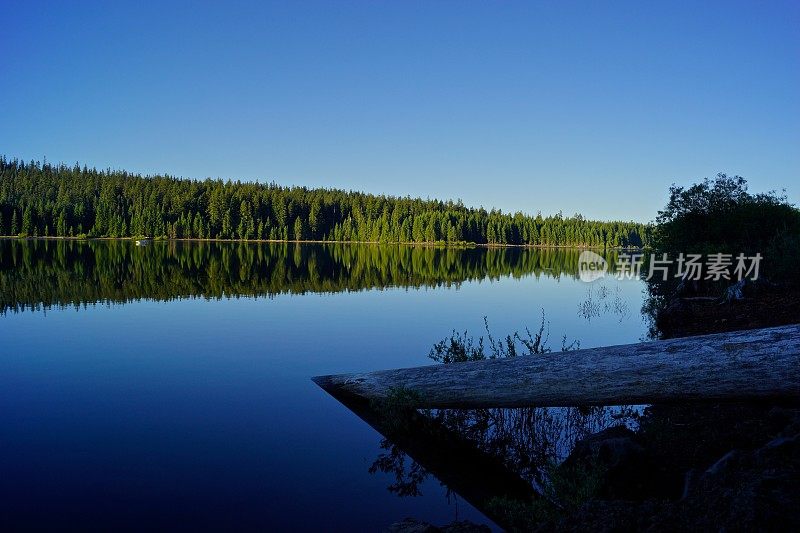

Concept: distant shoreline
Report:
left=0, top=235, right=646, bottom=251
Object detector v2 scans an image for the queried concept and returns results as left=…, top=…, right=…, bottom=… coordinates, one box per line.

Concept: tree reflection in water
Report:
left=369, top=405, right=640, bottom=500
left=0, top=239, right=627, bottom=314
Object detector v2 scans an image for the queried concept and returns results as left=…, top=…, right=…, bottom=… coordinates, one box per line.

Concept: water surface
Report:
left=0, top=240, right=648, bottom=529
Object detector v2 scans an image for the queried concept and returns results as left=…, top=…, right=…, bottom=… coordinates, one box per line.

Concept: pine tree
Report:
left=21, top=206, right=33, bottom=235
left=293, top=216, right=305, bottom=241
left=57, top=211, right=67, bottom=236
left=221, top=211, right=232, bottom=239
left=238, top=200, right=254, bottom=239
left=309, top=199, right=322, bottom=239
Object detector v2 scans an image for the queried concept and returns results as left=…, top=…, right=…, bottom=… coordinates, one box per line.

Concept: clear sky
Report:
left=2, top=0, right=798, bottom=221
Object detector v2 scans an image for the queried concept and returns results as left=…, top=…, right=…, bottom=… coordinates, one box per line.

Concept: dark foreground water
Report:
left=0, top=240, right=647, bottom=530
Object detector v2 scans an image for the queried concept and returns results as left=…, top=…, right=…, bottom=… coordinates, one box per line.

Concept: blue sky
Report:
left=2, top=0, right=798, bottom=221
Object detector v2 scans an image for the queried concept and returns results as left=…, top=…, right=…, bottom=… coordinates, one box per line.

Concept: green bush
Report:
left=654, top=174, right=799, bottom=254
left=653, top=174, right=800, bottom=281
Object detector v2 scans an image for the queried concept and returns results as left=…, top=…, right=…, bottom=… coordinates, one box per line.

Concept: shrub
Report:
left=653, top=174, right=800, bottom=281
left=654, top=174, right=800, bottom=253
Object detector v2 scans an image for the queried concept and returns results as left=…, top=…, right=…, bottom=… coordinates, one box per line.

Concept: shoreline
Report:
left=0, top=235, right=646, bottom=251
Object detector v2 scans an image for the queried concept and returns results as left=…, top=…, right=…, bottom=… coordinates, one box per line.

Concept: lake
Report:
left=0, top=240, right=648, bottom=530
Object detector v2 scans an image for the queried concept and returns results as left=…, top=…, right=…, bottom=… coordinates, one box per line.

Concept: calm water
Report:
left=0, top=240, right=648, bottom=530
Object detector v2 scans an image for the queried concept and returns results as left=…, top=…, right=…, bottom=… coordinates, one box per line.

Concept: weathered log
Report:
left=313, top=324, right=800, bottom=408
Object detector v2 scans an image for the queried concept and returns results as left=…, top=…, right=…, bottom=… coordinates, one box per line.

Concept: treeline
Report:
left=0, top=240, right=627, bottom=314
left=0, top=157, right=651, bottom=247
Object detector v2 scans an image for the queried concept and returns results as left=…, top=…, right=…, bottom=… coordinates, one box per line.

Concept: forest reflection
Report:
left=0, top=239, right=626, bottom=314
left=338, top=387, right=641, bottom=529
left=371, top=404, right=641, bottom=488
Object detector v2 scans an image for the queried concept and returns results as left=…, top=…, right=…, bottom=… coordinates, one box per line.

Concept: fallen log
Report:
left=313, top=324, right=800, bottom=408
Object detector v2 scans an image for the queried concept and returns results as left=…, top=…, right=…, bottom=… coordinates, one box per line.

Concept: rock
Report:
left=721, top=279, right=747, bottom=303
left=569, top=426, right=643, bottom=463
left=676, top=427, right=800, bottom=530
left=544, top=404, right=800, bottom=531
left=562, top=425, right=656, bottom=500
